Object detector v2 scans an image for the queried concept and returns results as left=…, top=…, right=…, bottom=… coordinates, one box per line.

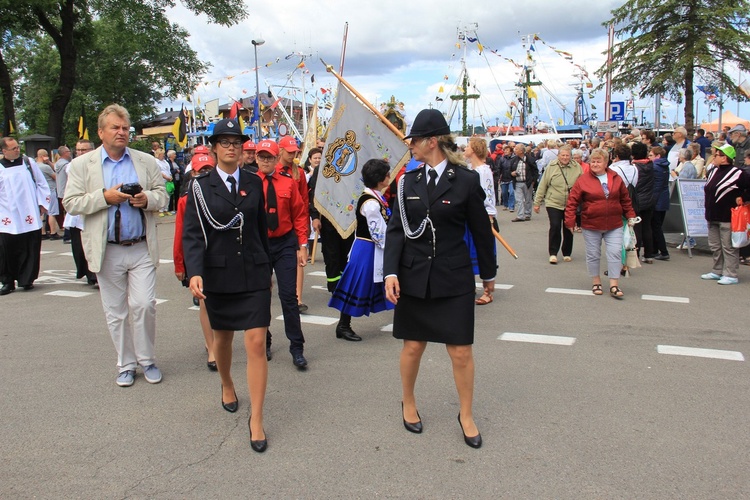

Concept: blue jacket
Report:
left=652, top=157, right=670, bottom=211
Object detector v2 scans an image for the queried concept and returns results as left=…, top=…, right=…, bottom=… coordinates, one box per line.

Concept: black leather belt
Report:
left=107, top=237, right=146, bottom=246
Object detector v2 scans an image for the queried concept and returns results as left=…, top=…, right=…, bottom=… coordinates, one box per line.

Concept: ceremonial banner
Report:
left=171, top=105, right=188, bottom=148
left=77, top=104, right=89, bottom=140
left=314, top=83, right=409, bottom=238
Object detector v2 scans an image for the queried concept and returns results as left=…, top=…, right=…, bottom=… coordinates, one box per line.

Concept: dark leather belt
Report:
left=108, top=237, right=146, bottom=246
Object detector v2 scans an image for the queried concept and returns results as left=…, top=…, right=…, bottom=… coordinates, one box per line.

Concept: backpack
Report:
left=622, top=170, right=639, bottom=213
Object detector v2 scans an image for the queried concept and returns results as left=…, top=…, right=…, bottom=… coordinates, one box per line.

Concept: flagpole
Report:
left=321, top=59, right=406, bottom=140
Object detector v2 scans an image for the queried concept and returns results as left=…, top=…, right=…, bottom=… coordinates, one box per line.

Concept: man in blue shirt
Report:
left=64, top=105, right=168, bottom=387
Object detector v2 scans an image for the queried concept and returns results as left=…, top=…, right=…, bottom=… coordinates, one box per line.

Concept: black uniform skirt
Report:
left=392, top=290, right=475, bottom=345
left=204, top=288, right=272, bottom=331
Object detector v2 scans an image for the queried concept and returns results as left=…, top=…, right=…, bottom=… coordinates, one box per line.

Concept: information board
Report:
left=675, top=179, right=708, bottom=238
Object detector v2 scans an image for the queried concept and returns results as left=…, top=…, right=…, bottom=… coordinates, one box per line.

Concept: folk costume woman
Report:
left=329, top=159, right=395, bottom=331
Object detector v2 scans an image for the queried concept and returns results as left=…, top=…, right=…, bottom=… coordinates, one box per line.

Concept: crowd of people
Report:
left=3, top=101, right=749, bottom=454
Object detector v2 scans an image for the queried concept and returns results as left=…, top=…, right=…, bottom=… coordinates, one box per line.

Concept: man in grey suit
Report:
left=64, top=104, right=168, bottom=387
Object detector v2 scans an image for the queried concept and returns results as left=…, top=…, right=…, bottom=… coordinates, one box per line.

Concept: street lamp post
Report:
left=252, top=38, right=265, bottom=140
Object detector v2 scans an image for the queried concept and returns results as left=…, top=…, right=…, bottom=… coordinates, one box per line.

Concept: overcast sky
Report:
left=165, top=0, right=748, bottom=130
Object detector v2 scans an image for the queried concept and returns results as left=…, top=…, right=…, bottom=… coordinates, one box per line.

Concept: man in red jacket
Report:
left=256, top=140, right=309, bottom=369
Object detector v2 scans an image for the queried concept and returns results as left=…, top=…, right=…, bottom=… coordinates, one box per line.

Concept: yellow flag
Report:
left=527, top=86, right=538, bottom=100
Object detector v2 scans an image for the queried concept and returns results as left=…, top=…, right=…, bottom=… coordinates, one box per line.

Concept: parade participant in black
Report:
left=384, top=109, right=496, bottom=448
left=329, top=159, right=394, bottom=336
left=183, top=118, right=271, bottom=452
left=255, top=139, right=309, bottom=369
left=309, top=157, right=359, bottom=341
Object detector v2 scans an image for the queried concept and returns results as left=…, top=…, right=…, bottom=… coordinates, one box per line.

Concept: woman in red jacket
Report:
left=174, top=153, right=217, bottom=369
left=565, top=148, right=636, bottom=298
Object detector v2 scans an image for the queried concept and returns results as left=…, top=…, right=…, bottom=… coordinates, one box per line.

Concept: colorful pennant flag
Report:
left=77, top=104, right=89, bottom=140
left=171, top=105, right=188, bottom=148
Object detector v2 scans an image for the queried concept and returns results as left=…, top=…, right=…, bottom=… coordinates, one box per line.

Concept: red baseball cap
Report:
left=192, top=154, right=216, bottom=172
left=278, top=136, right=299, bottom=152
left=243, top=140, right=256, bottom=151
left=194, top=145, right=210, bottom=154
left=256, top=140, right=279, bottom=156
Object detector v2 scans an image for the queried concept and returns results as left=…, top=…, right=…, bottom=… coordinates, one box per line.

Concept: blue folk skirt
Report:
left=329, top=238, right=394, bottom=317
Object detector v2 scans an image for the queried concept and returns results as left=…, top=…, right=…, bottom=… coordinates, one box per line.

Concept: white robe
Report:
left=0, top=157, right=51, bottom=234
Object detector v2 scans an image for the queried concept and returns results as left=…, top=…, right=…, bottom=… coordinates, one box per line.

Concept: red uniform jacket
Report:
left=258, top=169, right=308, bottom=246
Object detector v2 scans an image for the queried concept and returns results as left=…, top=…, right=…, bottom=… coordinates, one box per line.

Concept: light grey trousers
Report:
left=582, top=227, right=623, bottom=279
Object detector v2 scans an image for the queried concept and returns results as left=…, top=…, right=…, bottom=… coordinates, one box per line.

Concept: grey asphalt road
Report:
left=1, top=211, right=748, bottom=499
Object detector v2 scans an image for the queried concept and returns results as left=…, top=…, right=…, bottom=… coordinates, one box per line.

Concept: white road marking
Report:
left=499, top=332, right=576, bottom=346
left=476, top=282, right=513, bottom=289
left=58, top=252, right=74, bottom=257
left=642, top=294, right=689, bottom=303
left=311, top=285, right=328, bottom=291
left=546, top=287, right=593, bottom=296
left=276, top=314, right=338, bottom=326
left=159, top=259, right=174, bottom=264
left=381, top=324, right=393, bottom=332
left=188, top=305, right=200, bottom=311
left=657, top=345, right=744, bottom=361
left=308, top=271, right=327, bottom=277
left=155, top=298, right=168, bottom=305
left=40, top=251, right=55, bottom=255
left=45, top=290, right=93, bottom=298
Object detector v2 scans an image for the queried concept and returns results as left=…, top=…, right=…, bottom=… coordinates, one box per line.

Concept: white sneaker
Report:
left=549, top=255, right=558, bottom=264
left=717, top=276, right=739, bottom=285
left=701, top=272, right=721, bottom=280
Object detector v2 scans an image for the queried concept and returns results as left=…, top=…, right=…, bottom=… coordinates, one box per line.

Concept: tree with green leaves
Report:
left=0, top=0, right=246, bottom=143
left=597, top=0, right=750, bottom=132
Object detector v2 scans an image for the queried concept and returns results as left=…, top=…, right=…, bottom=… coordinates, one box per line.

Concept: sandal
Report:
left=592, top=284, right=603, bottom=295
left=475, top=294, right=493, bottom=305
left=609, top=286, right=624, bottom=299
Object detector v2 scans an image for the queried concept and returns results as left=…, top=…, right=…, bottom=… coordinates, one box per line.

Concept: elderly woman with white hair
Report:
left=668, top=126, right=690, bottom=172
left=672, top=148, right=698, bottom=179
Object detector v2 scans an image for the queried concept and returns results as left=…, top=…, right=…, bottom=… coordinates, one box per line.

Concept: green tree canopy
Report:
left=0, top=0, right=247, bottom=143
left=596, top=0, right=750, bottom=132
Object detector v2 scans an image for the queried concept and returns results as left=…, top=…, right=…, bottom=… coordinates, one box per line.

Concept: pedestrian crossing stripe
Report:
left=657, top=345, right=744, bottom=361
left=642, top=294, right=689, bottom=303
left=44, top=290, right=93, bottom=298
left=499, top=332, right=576, bottom=345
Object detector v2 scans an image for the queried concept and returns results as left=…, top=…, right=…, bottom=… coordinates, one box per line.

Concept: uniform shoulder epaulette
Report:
left=405, top=163, right=426, bottom=174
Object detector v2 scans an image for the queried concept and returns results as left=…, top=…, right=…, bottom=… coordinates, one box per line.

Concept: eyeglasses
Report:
left=2, top=146, right=20, bottom=151
left=218, top=139, right=243, bottom=149
left=75, top=148, right=92, bottom=153
left=256, top=155, right=276, bottom=162
left=715, top=152, right=726, bottom=157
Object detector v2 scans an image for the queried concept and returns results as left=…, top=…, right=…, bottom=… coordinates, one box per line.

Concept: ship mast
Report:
left=450, top=24, right=480, bottom=136
left=517, top=34, right=542, bottom=131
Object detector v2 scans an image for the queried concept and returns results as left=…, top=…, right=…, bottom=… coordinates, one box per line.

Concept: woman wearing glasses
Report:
left=564, top=148, right=636, bottom=298
left=182, top=119, right=272, bottom=452
left=700, top=144, right=750, bottom=285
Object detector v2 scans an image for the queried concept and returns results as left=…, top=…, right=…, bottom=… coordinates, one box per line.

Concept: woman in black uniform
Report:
left=182, top=119, right=272, bottom=453
left=384, top=109, right=496, bottom=448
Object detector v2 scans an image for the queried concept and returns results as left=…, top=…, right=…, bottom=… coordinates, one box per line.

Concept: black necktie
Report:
left=227, top=175, right=237, bottom=200
left=265, top=175, right=279, bottom=231
left=427, top=169, right=437, bottom=197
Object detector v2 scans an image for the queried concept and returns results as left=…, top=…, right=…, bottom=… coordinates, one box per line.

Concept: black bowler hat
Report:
left=405, top=109, right=451, bottom=139
left=208, top=118, right=249, bottom=144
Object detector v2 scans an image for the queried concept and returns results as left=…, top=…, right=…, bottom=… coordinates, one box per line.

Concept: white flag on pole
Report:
left=314, top=83, right=410, bottom=238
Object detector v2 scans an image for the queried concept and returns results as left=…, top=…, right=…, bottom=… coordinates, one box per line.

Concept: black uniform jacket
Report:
left=183, top=168, right=271, bottom=294
left=384, top=162, right=496, bottom=299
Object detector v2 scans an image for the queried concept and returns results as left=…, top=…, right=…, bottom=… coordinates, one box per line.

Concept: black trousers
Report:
left=635, top=209, right=655, bottom=257
left=546, top=207, right=573, bottom=257
left=651, top=210, right=669, bottom=256
left=319, top=216, right=354, bottom=293
left=267, top=232, right=304, bottom=354
left=70, top=228, right=95, bottom=281
left=0, top=230, right=42, bottom=286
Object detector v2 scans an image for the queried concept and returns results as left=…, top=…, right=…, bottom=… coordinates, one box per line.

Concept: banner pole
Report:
left=321, top=59, right=406, bottom=140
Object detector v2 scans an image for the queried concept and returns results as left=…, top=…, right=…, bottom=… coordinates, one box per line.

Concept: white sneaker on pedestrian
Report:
left=717, top=276, right=738, bottom=285
left=701, top=272, right=721, bottom=280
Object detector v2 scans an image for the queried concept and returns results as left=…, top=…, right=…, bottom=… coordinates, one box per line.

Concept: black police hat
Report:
left=208, top=118, right=249, bottom=144
left=404, top=109, right=451, bottom=139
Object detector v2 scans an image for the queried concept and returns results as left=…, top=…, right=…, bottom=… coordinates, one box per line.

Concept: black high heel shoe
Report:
left=401, top=402, right=423, bottom=434
left=457, top=413, right=482, bottom=449
left=221, top=385, right=238, bottom=413
left=248, top=417, right=268, bottom=453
